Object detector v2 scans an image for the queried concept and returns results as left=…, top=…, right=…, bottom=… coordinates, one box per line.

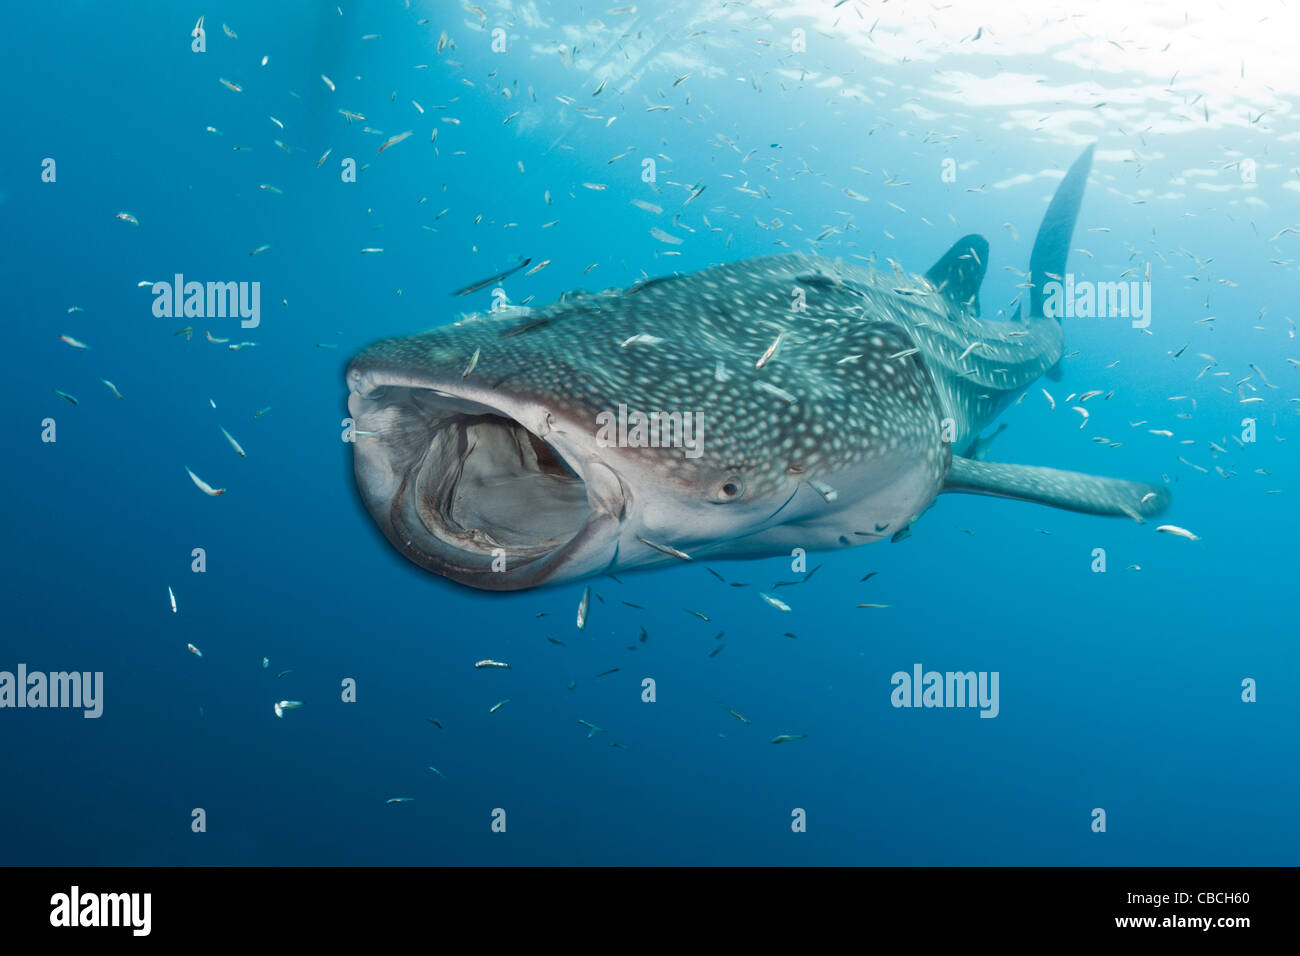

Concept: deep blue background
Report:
left=1, top=1, right=1296, bottom=864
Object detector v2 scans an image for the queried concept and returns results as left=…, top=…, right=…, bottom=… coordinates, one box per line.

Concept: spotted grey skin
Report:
left=347, top=143, right=1170, bottom=590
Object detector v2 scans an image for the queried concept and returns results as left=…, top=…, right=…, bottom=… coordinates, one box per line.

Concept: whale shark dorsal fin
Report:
left=1028, top=143, right=1096, bottom=319
left=943, top=455, right=1170, bottom=521
left=925, top=234, right=988, bottom=316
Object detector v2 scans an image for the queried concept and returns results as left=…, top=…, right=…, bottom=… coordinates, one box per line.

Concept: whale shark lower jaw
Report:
left=349, top=370, right=625, bottom=590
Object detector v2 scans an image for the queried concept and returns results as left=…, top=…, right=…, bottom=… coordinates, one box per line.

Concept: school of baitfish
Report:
left=46, top=3, right=1294, bottom=797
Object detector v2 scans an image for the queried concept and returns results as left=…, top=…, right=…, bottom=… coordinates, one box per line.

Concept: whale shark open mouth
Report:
left=348, top=373, right=626, bottom=589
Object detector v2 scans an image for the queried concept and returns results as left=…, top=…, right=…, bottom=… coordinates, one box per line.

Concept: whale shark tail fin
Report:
left=943, top=455, right=1170, bottom=521
left=1026, top=143, right=1096, bottom=321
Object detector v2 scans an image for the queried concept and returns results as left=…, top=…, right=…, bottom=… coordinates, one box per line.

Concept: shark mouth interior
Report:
left=350, top=380, right=619, bottom=588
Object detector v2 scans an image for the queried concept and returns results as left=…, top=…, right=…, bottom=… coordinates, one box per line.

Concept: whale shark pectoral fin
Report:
left=925, top=234, right=988, bottom=316
left=942, top=455, right=1171, bottom=522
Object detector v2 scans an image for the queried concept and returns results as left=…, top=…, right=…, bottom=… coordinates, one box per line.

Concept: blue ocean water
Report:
left=2, top=0, right=1297, bottom=865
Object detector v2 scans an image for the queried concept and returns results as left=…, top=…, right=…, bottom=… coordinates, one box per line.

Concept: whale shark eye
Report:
left=716, top=477, right=744, bottom=501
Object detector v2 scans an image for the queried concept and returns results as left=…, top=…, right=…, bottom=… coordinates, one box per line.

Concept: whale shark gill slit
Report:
left=764, top=485, right=801, bottom=524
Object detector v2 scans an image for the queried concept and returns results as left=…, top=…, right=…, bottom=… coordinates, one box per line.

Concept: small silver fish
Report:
left=576, top=586, right=591, bottom=629
left=754, top=381, right=797, bottom=404
left=620, top=334, right=664, bottom=348
left=185, top=466, right=226, bottom=497
left=636, top=537, right=692, bottom=561
left=220, top=426, right=246, bottom=458
left=377, top=130, right=412, bottom=154
left=808, top=479, right=837, bottom=503
left=755, top=332, right=783, bottom=369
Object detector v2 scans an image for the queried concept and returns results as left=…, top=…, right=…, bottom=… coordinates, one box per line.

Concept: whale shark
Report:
left=347, top=143, right=1170, bottom=590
